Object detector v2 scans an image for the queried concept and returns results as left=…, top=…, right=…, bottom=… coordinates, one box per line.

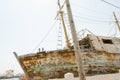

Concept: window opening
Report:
left=102, top=39, right=113, bottom=44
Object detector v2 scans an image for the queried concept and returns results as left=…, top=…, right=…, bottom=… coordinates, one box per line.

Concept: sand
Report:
left=49, top=73, right=120, bottom=80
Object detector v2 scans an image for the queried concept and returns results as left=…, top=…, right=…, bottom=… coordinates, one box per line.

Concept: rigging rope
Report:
left=32, top=20, right=57, bottom=53
left=73, top=15, right=115, bottom=23
left=101, top=0, right=120, bottom=10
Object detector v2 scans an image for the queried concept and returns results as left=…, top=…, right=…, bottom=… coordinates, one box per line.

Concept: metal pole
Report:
left=65, top=0, right=86, bottom=80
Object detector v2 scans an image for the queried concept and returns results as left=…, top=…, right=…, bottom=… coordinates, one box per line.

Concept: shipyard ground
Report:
left=49, top=73, right=120, bottom=80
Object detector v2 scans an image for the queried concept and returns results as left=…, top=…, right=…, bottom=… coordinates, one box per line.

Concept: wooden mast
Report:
left=65, top=0, right=86, bottom=80
left=57, top=0, right=71, bottom=49
left=113, top=12, right=120, bottom=32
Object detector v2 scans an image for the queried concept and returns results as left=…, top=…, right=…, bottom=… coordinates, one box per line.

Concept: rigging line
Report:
left=101, top=0, right=120, bottom=10
left=73, top=15, right=115, bottom=23
left=114, top=24, right=118, bottom=36
left=71, top=1, right=111, bottom=17
left=32, top=20, right=57, bottom=53
left=72, top=11, right=112, bottom=20
left=109, top=25, right=118, bottom=37
left=64, top=12, right=113, bottom=22
left=107, top=23, right=115, bottom=36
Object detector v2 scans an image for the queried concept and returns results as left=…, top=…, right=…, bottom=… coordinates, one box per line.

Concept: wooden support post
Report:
left=65, top=0, right=86, bottom=80
left=113, top=12, right=120, bottom=32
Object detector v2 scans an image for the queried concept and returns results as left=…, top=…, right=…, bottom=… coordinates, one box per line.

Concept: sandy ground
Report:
left=49, top=73, right=120, bottom=80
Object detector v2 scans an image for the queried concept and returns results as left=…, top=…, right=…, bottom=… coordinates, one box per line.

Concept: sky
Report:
left=0, top=0, right=120, bottom=74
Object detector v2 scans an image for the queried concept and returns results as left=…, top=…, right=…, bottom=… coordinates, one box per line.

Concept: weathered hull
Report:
left=14, top=34, right=120, bottom=80
left=16, top=49, right=120, bottom=79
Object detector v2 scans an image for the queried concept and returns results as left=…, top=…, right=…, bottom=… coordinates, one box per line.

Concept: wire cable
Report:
left=101, top=0, right=120, bottom=10
left=73, top=11, right=113, bottom=21
left=71, top=1, right=112, bottom=17
left=32, top=20, right=57, bottom=53
left=73, top=15, right=115, bottom=23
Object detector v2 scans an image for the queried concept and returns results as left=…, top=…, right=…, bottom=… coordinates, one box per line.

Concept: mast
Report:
left=65, top=0, right=86, bottom=80
left=57, top=0, right=71, bottom=49
left=113, top=12, right=120, bottom=32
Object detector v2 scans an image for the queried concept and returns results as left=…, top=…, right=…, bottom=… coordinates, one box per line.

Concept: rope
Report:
left=32, top=20, right=57, bottom=53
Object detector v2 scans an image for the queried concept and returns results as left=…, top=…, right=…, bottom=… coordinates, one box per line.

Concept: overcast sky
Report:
left=0, top=0, right=120, bottom=74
